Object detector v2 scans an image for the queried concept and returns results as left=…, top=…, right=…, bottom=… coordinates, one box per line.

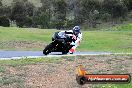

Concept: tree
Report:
left=11, top=0, right=26, bottom=27
left=0, top=0, right=2, bottom=6
left=0, top=6, right=11, bottom=17
left=54, top=0, right=67, bottom=29
left=123, top=0, right=132, bottom=11
left=103, top=0, right=128, bottom=19
left=32, top=0, right=53, bottom=28
left=0, top=16, right=10, bottom=27
left=24, top=1, right=35, bottom=27
left=11, top=0, right=35, bottom=27
left=76, top=0, right=101, bottom=27
left=25, top=1, right=35, bottom=17
left=24, top=16, right=33, bottom=27
left=0, top=0, right=10, bottom=27
left=73, top=0, right=82, bottom=25
left=38, top=9, right=50, bottom=28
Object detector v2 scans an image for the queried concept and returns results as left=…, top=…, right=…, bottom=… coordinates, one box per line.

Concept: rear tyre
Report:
left=43, top=43, right=53, bottom=55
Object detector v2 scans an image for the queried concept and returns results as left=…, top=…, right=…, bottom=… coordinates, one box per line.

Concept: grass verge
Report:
left=0, top=57, right=61, bottom=67
left=0, top=66, right=5, bottom=73
left=0, top=24, right=132, bottom=52
left=0, top=55, right=132, bottom=88
left=93, top=81, right=132, bottom=88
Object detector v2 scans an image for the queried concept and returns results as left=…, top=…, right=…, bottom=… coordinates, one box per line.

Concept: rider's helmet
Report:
left=73, top=26, right=80, bottom=35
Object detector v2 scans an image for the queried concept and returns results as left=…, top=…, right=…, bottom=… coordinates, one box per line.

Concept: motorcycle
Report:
left=43, top=31, right=74, bottom=55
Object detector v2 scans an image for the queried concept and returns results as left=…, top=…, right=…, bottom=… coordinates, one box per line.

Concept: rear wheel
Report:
left=43, top=43, right=53, bottom=55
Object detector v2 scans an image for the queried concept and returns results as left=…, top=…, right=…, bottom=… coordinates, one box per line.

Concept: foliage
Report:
left=123, top=0, right=132, bottom=11
left=0, top=25, right=132, bottom=52
left=0, top=57, right=61, bottom=67
left=10, top=0, right=35, bottom=27
left=0, top=16, right=10, bottom=27
left=79, top=0, right=101, bottom=21
left=0, top=0, right=2, bottom=6
left=102, top=0, right=128, bottom=19
left=54, top=0, right=67, bottom=29
left=0, top=0, right=132, bottom=28
left=0, top=5, right=11, bottom=17
left=24, top=16, right=33, bottom=27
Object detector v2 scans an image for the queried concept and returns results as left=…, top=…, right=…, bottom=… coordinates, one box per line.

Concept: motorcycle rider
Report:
left=62, top=26, right=82, bottom=54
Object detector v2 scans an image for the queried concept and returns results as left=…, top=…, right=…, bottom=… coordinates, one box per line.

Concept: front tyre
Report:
left=43, top=43, right=53, bottom=55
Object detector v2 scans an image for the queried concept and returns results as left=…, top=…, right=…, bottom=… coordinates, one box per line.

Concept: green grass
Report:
left=0, top=24, right=132, bottom=52
left=0, top=27, right=56, bottom=42
left=0, top=66, right=6, bottom=73
left=0, top=57, right=61, bottom=67
left=0, top=75, right=24, bottom=87
left=93, top=82, right=132, bottom=88
left=79, top=31, right=132, bottom=52
left=0, top=57, right=61, bottom=87
left=112, top=23, right=132, bottom=31
left=0, top=56, right=131, bottom=88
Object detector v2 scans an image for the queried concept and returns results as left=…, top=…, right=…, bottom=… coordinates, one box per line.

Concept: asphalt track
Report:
left=0, top=51, right=113, bottom=60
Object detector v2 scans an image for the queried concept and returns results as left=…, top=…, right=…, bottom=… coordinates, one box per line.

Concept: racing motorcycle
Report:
left=43, top=31, right=74, bottom=55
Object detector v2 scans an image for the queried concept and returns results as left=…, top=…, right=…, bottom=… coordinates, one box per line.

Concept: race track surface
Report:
left=0, top=51, right=112, bottom=60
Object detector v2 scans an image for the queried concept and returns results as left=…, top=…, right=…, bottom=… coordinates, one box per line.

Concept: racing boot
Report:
left=69, top=47, right=75, bottom=54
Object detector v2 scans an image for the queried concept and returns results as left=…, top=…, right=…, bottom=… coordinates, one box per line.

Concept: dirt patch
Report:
left=0, top=41, right=47, bottom=50
left=0, top=55, right=132, bottom=88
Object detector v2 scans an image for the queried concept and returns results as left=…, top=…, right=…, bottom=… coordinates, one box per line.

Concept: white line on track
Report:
left=0, top=52, right=131, bottom=60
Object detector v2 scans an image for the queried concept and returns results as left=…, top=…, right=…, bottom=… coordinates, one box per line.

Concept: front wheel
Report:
left=43, top=43, right=53, bottom=55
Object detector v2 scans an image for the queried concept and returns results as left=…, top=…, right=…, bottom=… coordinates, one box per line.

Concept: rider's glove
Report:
left=72, top=35, right=77, bottom=40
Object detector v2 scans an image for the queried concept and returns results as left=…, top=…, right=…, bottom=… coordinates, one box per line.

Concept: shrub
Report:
left=0, top=16, right=10, bottom=27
